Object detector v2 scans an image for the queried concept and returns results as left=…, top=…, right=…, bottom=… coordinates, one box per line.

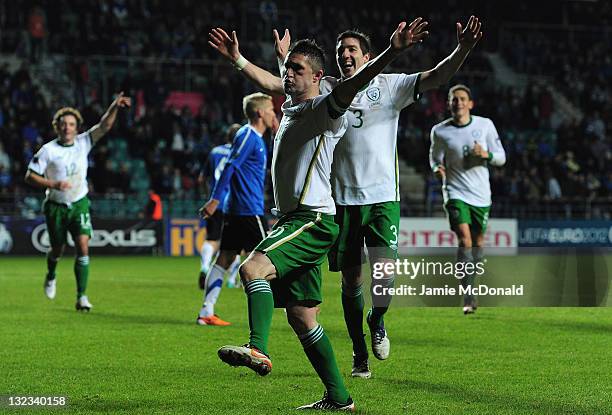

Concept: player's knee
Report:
left=51, top=245, right=64, bottom=258
left=215, top=250, right=235, bottom=269
left=458, top=234, right=472, bottom=248
left=341, top=266, right=363, bottom=287
left=239, top=260, right=259, bottom=283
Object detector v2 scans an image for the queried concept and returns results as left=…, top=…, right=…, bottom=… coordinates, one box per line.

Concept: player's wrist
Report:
left=233, top=55, right=249, bottom=71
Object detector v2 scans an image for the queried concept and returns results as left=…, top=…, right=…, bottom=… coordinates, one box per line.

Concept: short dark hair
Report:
left=448, top=84, right=473, bottom=101
left=336, top=30, right=372, bottom=55
left=225, top=123, right=241, bottom=144
left=288, top=39, right=326, bottom=73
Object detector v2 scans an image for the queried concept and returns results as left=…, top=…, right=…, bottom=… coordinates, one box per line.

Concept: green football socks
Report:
left=74, top=256, right=89, bottom=297
left=46, top=252, right=58, bottom=280
left=341, top=283, right=368, bottom=357
left=244, top=279, right=274, bottom=356
left=299, top=325, right=351, bottom=404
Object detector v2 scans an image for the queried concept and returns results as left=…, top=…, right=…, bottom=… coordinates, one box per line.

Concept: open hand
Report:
left=208, top=28, right=241, bottom=62
left=457, top=15, right=483, bottom=49
left=390, top=17, right=429, bottom=52
left=273, top=28, right=291, bottom=62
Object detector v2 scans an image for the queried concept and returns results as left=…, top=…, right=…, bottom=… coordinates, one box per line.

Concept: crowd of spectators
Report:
left=0, top=0, right=609, bottom=219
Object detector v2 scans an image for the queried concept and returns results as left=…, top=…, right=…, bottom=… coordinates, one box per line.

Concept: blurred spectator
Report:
left=544, top=169, right=562, bottom=200
left=27, top=6, right=47, bottom=63
left=0, top=143, right=10, bottom=171
left=0, top=1, right=608, bottom=219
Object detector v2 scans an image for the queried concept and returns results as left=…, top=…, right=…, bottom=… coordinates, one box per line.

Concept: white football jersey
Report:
left=320, top=73, right=420, bottom=205
left=272, top=93, right=348, bottom=215
left=27, top=132, right=93, bottom=204
left=429, top=115, right=506, bottom=207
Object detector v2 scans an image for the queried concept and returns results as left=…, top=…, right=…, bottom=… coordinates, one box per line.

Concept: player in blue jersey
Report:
left=196, top=93, right=278, bottom=326
left=197, top=124, right=242, bottom=290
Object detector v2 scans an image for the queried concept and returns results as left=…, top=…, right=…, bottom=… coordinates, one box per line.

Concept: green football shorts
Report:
left=255, top=210, right=339, bottom=308
left=43, top=197, right=93, bottom=247
left=328, top=201, right=400, bottom=272
left=445, top=199, right=490, bottom=233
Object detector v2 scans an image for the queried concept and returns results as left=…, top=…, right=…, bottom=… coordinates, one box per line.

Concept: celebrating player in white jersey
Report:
left=208, top=16, right=483, bottom=377
left=429, top=84, right=506, bottom=314
left=215, top=20, right=428, bottom=411
left=25, top=93, right=131, bottom=311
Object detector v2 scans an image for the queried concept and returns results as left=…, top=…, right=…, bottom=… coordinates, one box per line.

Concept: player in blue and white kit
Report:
left=197, top=124, right=242, bottom=290
left=196, top=93, right=278, bottom=326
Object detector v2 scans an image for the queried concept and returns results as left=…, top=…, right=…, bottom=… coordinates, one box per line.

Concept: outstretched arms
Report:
left=89, top=92, right=132, bottom=144
left=209, top=28, right=284, bottom=96
left=418, top=15, right=483, bottom=93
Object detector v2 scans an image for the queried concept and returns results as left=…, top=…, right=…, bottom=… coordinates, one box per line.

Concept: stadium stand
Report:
left=0, top=0, right=609, bottom=220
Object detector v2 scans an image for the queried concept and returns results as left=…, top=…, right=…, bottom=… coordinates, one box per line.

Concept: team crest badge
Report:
left=366, top=87, right=381, bottom=102
left=472, top=129, right=482, bottom=139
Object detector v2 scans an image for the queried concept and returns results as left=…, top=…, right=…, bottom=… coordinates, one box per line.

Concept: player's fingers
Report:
left=211, top=28, right=225, bottom=41
left=456, top=22, right=462, bottom=37
left=408, top=17, right=422, bottom=30
left=284, top=28, right=290, bottom=40
left=209, top=31, right=222, bottom=45
left=231, top=30, right=238, bottom=44
left=467, top=15, right=475, bottom=30
left=475, top=21, right=482, bottom=34
left=217, top=27, right=230, bottom=39
left=413, top=31, right=429, bottom=42
left=273, top=29, right=280, bottom=42
left=415, top=21, right=428, bottom=34
left=471, top=18, right=478, bottom=33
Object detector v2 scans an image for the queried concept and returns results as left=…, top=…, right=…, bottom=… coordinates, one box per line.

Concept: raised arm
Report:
left=89, top=92, right=132, bottom=144
left=332, top=18, right=429, bottom=108
left=209, top=28, right=284, bottom=96
left=418, top=15, right=483, bottom=93
left=273, top=28, right=291, bottom=76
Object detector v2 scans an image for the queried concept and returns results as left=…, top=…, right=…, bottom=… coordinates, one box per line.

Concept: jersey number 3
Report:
left=351, top=110, right=363, bottom=128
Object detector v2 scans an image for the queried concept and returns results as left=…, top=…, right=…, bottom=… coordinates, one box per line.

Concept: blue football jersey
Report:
left=211, top=124, right=266, bottom=216
left=207, top=144, right=232, bottom=212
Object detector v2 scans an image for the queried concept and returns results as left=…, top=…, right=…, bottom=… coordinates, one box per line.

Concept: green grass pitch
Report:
left=1, top=256, right=611, bottom=414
